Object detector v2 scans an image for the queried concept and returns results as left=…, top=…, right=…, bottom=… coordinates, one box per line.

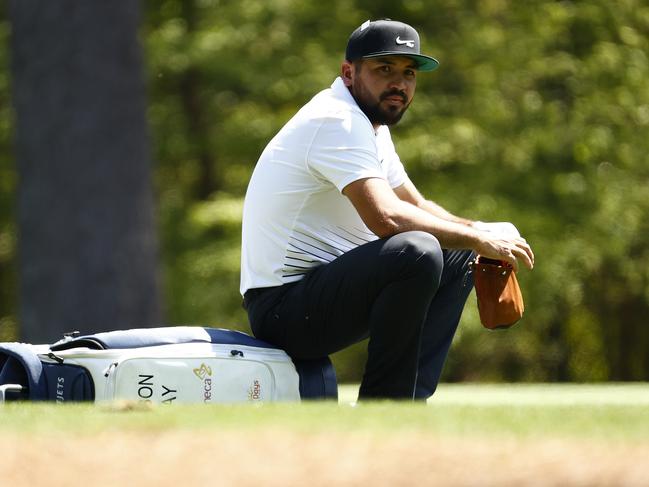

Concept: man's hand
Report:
left=471, top=221, right=521, bottom=239
left=474, top=233, right=535, bottom=272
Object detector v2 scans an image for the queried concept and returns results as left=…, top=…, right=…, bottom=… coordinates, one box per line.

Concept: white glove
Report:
left=472, top=221, right=521, bottom=239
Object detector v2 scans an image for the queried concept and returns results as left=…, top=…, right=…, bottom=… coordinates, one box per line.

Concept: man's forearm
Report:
left=415, top=199, right=474, bottom=226
left=345, top=177, right=534, bottom=270
left=385, top=199, right=482, bottom=249
left=386, top=200, right=534, bottom=271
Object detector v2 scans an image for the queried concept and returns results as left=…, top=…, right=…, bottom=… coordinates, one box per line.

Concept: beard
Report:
left=350, top=79, right=411, bottom=126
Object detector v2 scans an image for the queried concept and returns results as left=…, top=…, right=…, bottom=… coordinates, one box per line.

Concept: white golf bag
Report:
left=0, top=327, right=337, bottom=404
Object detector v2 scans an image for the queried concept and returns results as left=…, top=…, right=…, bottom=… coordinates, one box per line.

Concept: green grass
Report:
left=1, top=383, right=648, bottom=442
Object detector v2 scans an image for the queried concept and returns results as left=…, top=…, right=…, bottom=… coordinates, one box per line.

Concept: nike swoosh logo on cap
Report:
left=396, top=37, right=415, bottom=48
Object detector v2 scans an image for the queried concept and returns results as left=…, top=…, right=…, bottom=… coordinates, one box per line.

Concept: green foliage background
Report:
left=1, top=0, right=648, bottom=382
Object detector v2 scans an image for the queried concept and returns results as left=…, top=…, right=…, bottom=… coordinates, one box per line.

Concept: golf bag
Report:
left=0, top=326, right=337, bottom=403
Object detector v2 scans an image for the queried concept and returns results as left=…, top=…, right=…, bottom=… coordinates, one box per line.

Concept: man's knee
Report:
left=386, top=231, right=444, bottom=281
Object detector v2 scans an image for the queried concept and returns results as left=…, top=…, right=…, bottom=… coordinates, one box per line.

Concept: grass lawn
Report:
left=1, top=383, right=648, bottom=486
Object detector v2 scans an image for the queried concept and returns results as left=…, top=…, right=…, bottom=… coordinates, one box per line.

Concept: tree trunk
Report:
left=8, top=1, right=161, bottom=342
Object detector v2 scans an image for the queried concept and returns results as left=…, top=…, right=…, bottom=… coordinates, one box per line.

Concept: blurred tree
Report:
left=8, top=1, right=161, bottom=342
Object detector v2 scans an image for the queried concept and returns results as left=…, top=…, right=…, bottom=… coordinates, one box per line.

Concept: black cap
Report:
left=345, top=20, right=439, bottom=72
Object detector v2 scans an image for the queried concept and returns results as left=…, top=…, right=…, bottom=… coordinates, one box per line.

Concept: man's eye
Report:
left=380, top=66, right=391, bottom=72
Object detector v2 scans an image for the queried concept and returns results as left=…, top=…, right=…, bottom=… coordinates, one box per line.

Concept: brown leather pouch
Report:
left=471, top=257, right=524, bottom=330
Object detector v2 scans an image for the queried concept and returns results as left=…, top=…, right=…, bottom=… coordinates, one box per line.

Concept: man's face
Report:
left=343, top=56, right=418, bottom=126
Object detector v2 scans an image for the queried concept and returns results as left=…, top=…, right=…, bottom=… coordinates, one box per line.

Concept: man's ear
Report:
left=341, top=61, right=354, bottom=87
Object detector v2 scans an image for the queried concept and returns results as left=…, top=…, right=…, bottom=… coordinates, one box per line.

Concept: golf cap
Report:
left=345, top=19, right=439, bottom=72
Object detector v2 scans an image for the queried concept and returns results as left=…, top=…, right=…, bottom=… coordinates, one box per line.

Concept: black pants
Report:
left=245, top=231, right=475, bottom=400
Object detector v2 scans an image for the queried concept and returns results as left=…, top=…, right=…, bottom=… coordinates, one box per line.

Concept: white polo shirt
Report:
left=240, top=77, right=408, bottom=294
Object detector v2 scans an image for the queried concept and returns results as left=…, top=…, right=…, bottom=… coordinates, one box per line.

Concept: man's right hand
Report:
left=474, top=233, right=535, bottom=272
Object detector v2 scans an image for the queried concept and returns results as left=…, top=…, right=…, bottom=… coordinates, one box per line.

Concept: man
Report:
left=240, top=19, right=534, bottom=400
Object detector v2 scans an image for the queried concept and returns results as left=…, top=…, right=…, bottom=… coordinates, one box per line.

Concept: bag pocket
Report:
left=41, top=363, right=94, bottom=402
left=104, top=349, right=283, bottom=404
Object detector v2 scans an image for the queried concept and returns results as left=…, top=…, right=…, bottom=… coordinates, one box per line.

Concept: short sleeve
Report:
left=376, top=126, right=408, bottom=189
left=306, top=113, right=385, bottom=193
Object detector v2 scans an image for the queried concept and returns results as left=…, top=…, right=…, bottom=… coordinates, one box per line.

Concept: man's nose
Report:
left=387, top=73, right=408, bottom=91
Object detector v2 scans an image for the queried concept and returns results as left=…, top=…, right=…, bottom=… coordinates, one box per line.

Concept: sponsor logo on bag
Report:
left=248, top=379, right=261, bottom=401
left=137, top=374, right=178, bottom=404
left=193, top=363, right=212, bottom=380
left=193, top=363, right=213, bottom=403
left=56, top=377, right=65, bottom=403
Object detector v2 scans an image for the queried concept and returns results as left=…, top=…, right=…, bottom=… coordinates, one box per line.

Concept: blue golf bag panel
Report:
left=0, top=343, right=94, bottom=401
left=41, top=362, right=95, bottom=401
left=7, top=327, right=338, bottom=401
left=0, top=343, right=47, bottom=400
